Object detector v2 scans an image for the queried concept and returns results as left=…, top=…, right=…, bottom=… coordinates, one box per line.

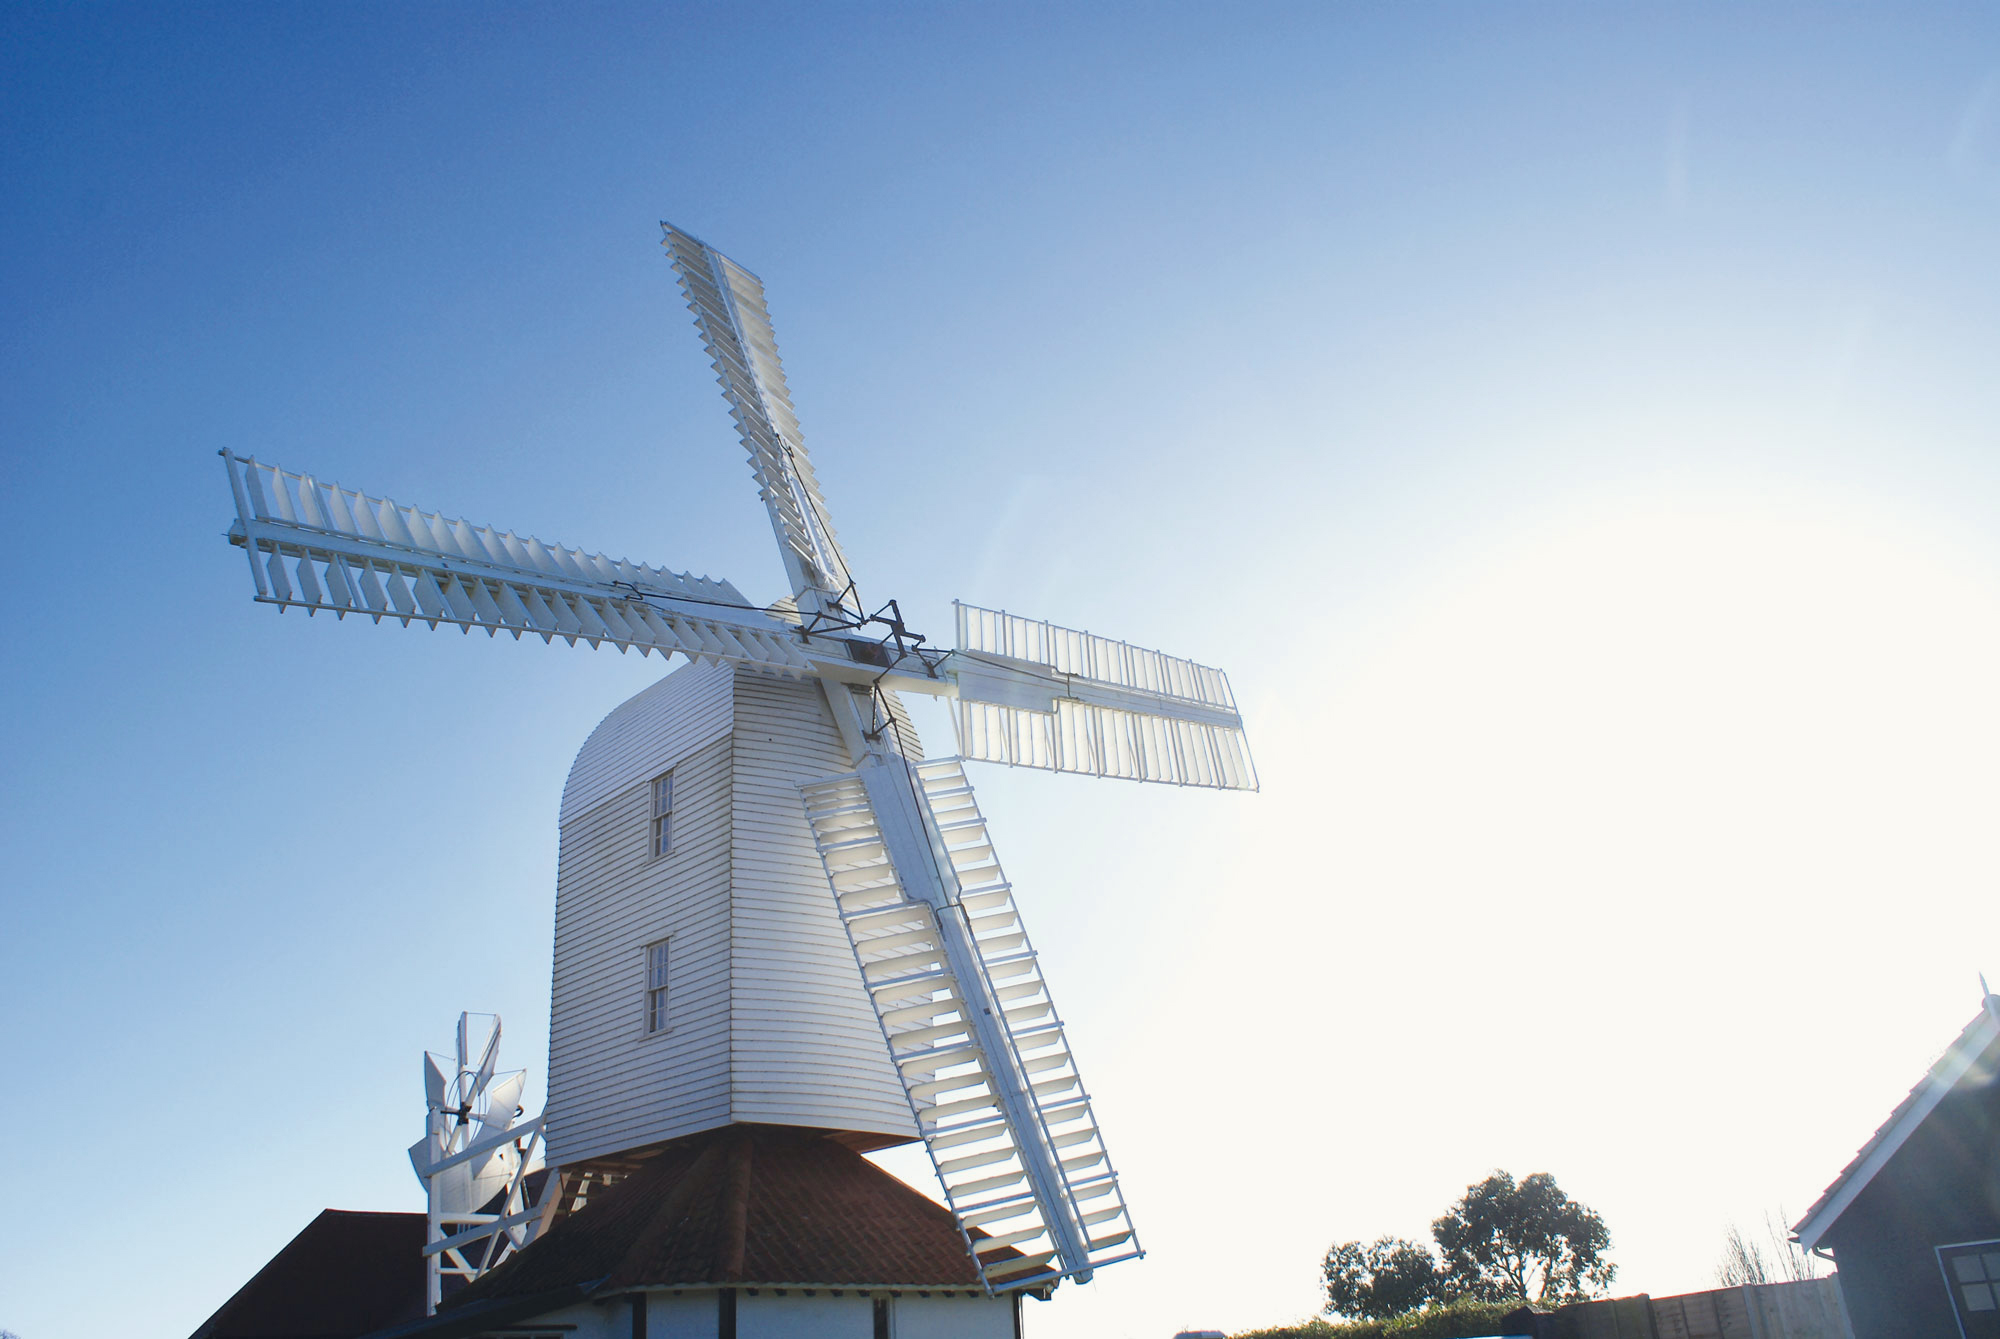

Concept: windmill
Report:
left=216, top=224, right=1256, bottom=1299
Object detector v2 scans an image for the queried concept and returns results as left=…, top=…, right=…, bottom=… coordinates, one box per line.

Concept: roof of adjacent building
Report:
left=1793, top=996, right=2000, bottom=1251
left=446, top=1122, right=987, bottom=1306
left=190, top=1209, right=426, bottom=1339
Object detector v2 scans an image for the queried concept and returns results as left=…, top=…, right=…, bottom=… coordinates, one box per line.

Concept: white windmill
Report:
left=217, top=223, right=1256, bottom=1301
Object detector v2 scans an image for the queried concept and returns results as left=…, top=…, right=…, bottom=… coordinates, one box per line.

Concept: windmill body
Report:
left=546, top=661, right=921, bottom=1168
left=216, top=223, right=1256, bottom=1307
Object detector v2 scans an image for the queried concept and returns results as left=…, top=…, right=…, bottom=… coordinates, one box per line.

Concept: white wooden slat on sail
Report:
left=956, top=603, right=1239, bottom=712
left=953, top=697, right=1257, bottom=790
left=229, top=452, right=740, bottom=605
left=951, top=602, right=1257, bottom=791
left=661, top=224, right=853, bottom=603
left=220, top=451, right=810, bottom=676
left=800, top=761, right=1140, bottom=1293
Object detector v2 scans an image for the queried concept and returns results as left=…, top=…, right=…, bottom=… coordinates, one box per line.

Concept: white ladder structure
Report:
left=803, top=758, right=1139, bottom=1291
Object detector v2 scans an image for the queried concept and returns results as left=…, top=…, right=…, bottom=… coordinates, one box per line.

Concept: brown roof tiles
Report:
left=190, top=1209, right=426, bottom=1339
left=448, top=1123, right=984, bottom=1304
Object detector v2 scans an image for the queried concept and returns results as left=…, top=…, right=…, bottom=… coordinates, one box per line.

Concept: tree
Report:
left=1322, top=1236, right=1442, bottom=1319
left=1431, top=1171, right=1615, bottom=1306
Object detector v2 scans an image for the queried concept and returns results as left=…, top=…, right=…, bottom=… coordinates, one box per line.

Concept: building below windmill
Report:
left=194, top=1124, right=1025, bottom=1339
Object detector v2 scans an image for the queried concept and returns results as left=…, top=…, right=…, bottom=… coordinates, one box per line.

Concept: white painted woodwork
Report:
left=663, top=224, right=854, bottom=611
left=409, top=1013, right=546, bottom=1310
left=952, top=602, right=1256, bottom=791
left=219, top=451, right=819, bottom=676
left=801, top=759, right=1140, bottom=1293
left=545, top=663, right=916, bottom=1168
left=893, top=1293, right=1018, bottom=1339
left=643, top=1294, right=720, bottom=1339
left=736, top=1294, right=873, bottom=1339
left=726, top=674, right=920, bottom=1135
left=220, top=451, right=1254, bottom=771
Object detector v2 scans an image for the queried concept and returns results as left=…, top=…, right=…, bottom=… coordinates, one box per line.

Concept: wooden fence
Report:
left=1526, top=1279, right=1851, bottom=1339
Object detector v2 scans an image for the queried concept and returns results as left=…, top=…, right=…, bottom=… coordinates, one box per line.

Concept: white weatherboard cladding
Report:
left=728, top=674, right=917, bottom=1137
left=561, top=661, right=736, bottom=825
left=641, top=1294, right=721, bottom=1339
left=892, top=1294, right=1018, bottom=1339
left=736, top=1293, right=874, bottom=1339
left=546, top=662, right=915, bottom=1167
left=546, top=727, right=734, bottom=1166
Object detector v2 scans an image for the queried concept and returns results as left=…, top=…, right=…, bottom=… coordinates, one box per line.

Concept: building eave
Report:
left=360, top=1280, right=605, bottom=1339
left=1793, top=997, right=2000, bottom=1252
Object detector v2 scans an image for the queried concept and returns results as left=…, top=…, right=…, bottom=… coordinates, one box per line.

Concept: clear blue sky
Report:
left=6, top=6, right=2000, bottom=1337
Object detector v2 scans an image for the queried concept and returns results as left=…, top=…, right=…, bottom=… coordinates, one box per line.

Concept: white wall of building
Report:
left=736, top=1291, right=874, bottom=1339
left=546, top=663, right=737, bottom=1166
left=646, top=1291, right=723, bottom=1339
left=727, top=674, right=915, bottom=1138
left=891, top=1293, right=1018, bottom=1339
left=544, top=664, right=916, bottom=1167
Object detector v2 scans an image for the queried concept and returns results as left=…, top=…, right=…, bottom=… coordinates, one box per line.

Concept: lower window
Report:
left=644, top=938, right=670, bottom=1034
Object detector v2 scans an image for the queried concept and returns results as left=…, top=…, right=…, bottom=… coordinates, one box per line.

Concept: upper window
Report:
left=651, top=771, right=673, bottom=857
left=644, top=939, right=670, bottom=1034
left=1939, top=1240, right=2000, bottom=1337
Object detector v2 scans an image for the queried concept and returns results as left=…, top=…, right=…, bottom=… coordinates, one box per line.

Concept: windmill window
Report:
left=650, top=771, right=674, bottom=857
left=644, top=939, right=670, bottom=1034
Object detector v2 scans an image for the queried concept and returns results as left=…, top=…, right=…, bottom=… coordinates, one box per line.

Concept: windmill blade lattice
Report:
left=952, top=602, right=1257, bottom=791
left=220, top=451, right=816, bottom=675
left=801, top=759, right=1139, bottom=1290
left=663, top=224, right=855, bottom=611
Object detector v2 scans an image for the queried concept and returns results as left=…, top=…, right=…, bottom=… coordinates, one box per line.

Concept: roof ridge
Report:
left=608, top=1140, right=729, bottom=1289
left=714, top=1125, right=754, bottom=1282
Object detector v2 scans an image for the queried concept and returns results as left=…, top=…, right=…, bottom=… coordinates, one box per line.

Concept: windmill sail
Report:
left=801, top=758, right=1140, bottom=1292
left=950, top=602, right=1257, bottom=791
left=220, top=451, right=816, bottom=675
left=662, top=225, right=855, bottom=612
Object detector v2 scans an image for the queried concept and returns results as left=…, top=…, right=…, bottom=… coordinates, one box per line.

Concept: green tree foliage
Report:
left=1319, top=1170, right=1614, bottom=1322
left=1430, top=1171, right=1614, bottom=1306
left=1322, top=1237, right=1441, bottom=1319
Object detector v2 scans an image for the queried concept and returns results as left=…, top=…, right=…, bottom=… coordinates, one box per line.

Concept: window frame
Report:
left=643, top=937, right=671, bottom=1037
left=650, top=770, right=674, bottom=859
left=1936, top=1237, right=2000, bottom=1338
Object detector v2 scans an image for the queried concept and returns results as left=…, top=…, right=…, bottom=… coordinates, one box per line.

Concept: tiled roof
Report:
left=1793, top=997, right=2000, bottom=1251
left=190, top=1209, right=426, bottom=1339
left=447, top=1123, right=985, bottom=1304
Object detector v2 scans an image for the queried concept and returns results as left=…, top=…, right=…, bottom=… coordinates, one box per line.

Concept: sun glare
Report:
left=1092, top=491, right=2000, bottom=1336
